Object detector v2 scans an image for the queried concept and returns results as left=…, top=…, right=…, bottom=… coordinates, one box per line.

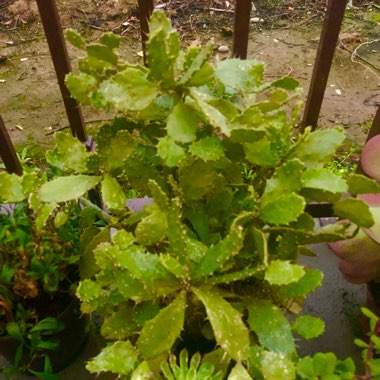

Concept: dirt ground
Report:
left=0, top=0, right=379, bottom=152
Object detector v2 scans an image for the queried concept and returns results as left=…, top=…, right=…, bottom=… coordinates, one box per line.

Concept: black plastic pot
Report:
left=0, top=298, right=88, bottom=374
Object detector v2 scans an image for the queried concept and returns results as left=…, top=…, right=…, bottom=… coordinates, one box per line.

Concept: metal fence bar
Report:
left=0, top=116, right=23, bottom=176
left=35, top=0, right=87, bottom=142
left=232, top=0, right=252, bottom=59
left=137, top=0, right=155, bottom=64
left=301, top=0, right=346, bottom=131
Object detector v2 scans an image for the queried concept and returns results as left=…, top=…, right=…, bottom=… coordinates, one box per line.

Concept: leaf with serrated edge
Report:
left=189, top=137, right=225, bottom=162
left=86, top=341, right=138, bottom=375
left=192, top=287, right=249, bottom=361
left=292, top=315, right=325, bottom=340
left=101, top=175, right=127, bottom=210
left=248, top=299, right=295, bottom=355
left=333, top=197, right=374, bottom=228
left=0, top=173, right=25, bottom=202
left=137, top=291, right=186, bottom=359
left=347, top=173, right=380, bottom=195
left=302, top=168, right=347, bottom=193
left=265, top=260, right=305, bottom=285
left=228, top=362, right=253, bottom=380
left=38, top=175, right=101, bottom=203
left=167, top=103, right=199, bottom=143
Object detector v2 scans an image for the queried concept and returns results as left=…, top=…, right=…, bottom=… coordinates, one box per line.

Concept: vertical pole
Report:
left=232, top=0, right=252, bottom=59
left=137, top=0, right=155, bottom=65
left=0, top=116, right=23, bottom=176
left=35, top=0, right=87, bottom=142
left=301, top=0, right=347, bottom=131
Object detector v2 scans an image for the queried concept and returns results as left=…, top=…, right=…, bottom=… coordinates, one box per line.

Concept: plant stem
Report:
left=79, top=197, right=112, bottom=224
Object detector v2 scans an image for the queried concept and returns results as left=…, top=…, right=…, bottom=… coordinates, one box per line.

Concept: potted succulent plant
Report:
left=29, top=11, right=380, bottom=379
left=0, top=169, right=88, bottom=379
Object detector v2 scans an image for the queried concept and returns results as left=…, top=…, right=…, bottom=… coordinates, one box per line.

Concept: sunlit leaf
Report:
left=38, top=175, right=101, bottom=202
left=192, top=287, right=249, bottom=361
left=101, top=175, right=127, bottom=211
left=137, top=291, right=186, bottom=359
left=0, top=173, right=25, bottom=202
left=333, top=197, right=374, bottom=228
left=265, top=260, right=305, bottom=285
left=292, top=315, right=325, bottom=339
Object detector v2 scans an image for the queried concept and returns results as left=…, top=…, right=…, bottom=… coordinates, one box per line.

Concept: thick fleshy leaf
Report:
left=99, top=32, right=121, bottom=49
left=65, top=29, right=86, bottom=49
left=192, top=287, right=249, bottom=361
left=189, top=137, right=225, bottom=161
left=87, top=43, right=118, bottom=65
left=0, top=173, right=25, bottom=202
left=228, top=362, right=253, bottom=380
left=190, top=90, right=229, bottom=136
left=87, top=341, right=138, bottom=375
left=347, top=173, right=380, bottom=195
left=137, top=291, right=186, bottom=359
left=179, top=45, right=213, bottom=85
left=333, top=197, right=374, bottom=228
left=38, top=175, right=101, bottom=202
left=131, top=361, right=154, bottom=380
left=160, top=254, right=187, bottom=278
left=264, top=159, right=304, bottom=195
left=101, top=304, right=139, bottom=340
left=148, top=31, right=180, bottom=88
left=280, top=269, right=323, bottom=298
left=101, top=175, right=127, bottom=210
left=167, top=103, right=199, bottom=143
left=66, top=72, right=98, bottom=104
left=157, top=136, right=185, bottom=167
left=260, top=193, right=305, bottom=225
left=292, top=315, right=325, bottom=340
left=46, top=132, right=89, bottom=173
left=261, top=351, right=296, bottom=380
left=289, top=129, right=345, bottom=167
left=35, top=203, right=57, bottom=233
left=215, top=59, right=264, bottom=90
left=265, top=260, right=305, bottom=285
left=179, top=160, right=218, bottom=200
left=248, top=300, right=295, bottom=354
left=270, top=76, right=299, bottom=90
left=194, top=225, right=244, bottom=279
left=99, top=68, right=159, bottom=111
left=302, top=168, right=347, bottom=193
left=244, top=138, right=278, bottom=167
left=135, top=204, right=168, bottom=245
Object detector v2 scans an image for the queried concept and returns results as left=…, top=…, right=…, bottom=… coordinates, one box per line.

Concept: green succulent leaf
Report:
left=167, top=103, right=199, bottom=143
left=157, top=136, right=185, bottom=167
left=99, top=32, right=121, bottom=49
left=87, top=341, right=138, bottom=375
left=35, top=203, right=57, bottom=233
left=101, top=175, right=127, bottom=210
left=66, top=72, right=98, bottom=104
left=131, top=361, right=154, bottom=380
left=260, top=193, right=305, bottom=225
left=65, top=29, right=86, bottom=49
left=270, top=76, right=299, bottom=90
left=0, top=173, right=25, bottom=202
left=194, top=224, right=244, bottom=279
left=99, top=68, right=159, bottom=111
left=192, top=287, right=249, bottom=361
left=292, top=315, right=325, bottom=340
left=289, top=129, right=345, bottom=167
left=302, top=168, right=348, bottom=193
left=100, top=304, right=139, bottom=340
left=347, top=173, right=380, bottom=195
left=228, top=362, right=253, bottom=380
left=280, top=269, right=323, bottom=298
left=261, top=351, right=296, bottom=380
left=137, top=291, right=186, bottom=359
left=333, top=197, right=374, bottom=228
left=248, top=299, right=295, bottom=355
left=38, top=175, right=101, bottom=202
left=87, top=43, right=118, bottom=65
left=244, top=138, right=278, bottom=167
left=215, top=59, right=264, bottom=91
left=265, top=260, right=305, bottom=285
left=189, top=137, right=225, bottom=162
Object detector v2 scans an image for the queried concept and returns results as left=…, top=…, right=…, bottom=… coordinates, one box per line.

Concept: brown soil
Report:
left=0, top=0, right=379, bottom=152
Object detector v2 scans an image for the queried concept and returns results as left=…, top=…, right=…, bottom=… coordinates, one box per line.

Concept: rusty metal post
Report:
left=301, top=0, right=346, bottom=131
left=35, top=0, right=87, bottom=142
left=0, top=116, right=23, bottom=176
left=232, top=0, right=252, bottom=59
left=137, top=0, right=155, bottom=64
